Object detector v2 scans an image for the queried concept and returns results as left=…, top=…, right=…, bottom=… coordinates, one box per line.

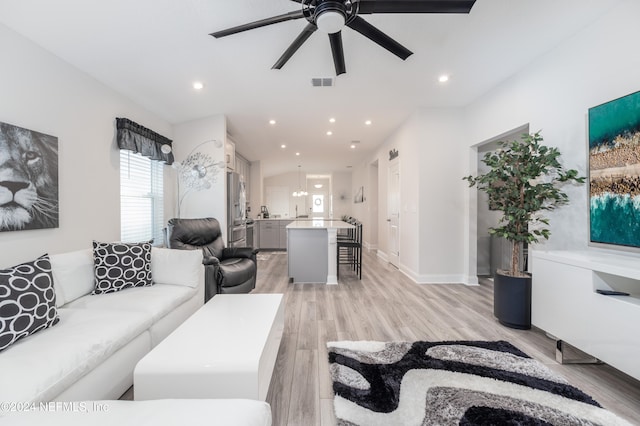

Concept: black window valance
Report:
left=116, top=117, right=174, bottom=165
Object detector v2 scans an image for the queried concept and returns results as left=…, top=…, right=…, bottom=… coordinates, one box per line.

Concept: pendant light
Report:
left=292, top=165, right=308, bottom=197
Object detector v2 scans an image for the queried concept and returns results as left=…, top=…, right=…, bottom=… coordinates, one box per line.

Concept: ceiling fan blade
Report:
left=357, top=0, right=476, bottom=14
left=210, top=10, right=305, bottom=38
left=347, top=16, right=412, bottom=60
left=329, top=32, right=346, bottom=76
left=272, top=23, right=318, bottom=70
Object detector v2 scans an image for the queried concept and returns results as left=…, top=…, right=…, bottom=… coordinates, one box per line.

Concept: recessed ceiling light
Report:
left=350, top=144, right=356, bottom=149
left=269, top=119, right=276, bottom=125
left=281, top=144, right=286, bottom=149
left=329, top=118, right=336, bottom=123
left=193, top=81, right=204, bottom=90
left=365, top=120, right=372, bottom=126
left=326, top=131, right=333, bottom=136
left=438, top=74, right=450, bottom=83
left=296, top=152, right=300, bottom=156
left=314, top=184, right=323, bottom=189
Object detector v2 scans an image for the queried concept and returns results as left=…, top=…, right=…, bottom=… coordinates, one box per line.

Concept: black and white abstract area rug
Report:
left=327, top=340, right=631, bottom=426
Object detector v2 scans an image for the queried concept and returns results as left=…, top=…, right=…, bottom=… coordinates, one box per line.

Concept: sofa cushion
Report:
left=151, top=247, right=202, bottom=288
left=0, top=307, right=151, bottom=403
left=66, top=284, right=195, bottom=322
left=92, top=241, right=153, bottom=295
left=49, top=249, right=94, bottom=307
left=0, top=254, right=59, bottom=352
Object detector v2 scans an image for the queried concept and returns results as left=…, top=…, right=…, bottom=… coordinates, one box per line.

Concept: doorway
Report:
left=388, top=159, right=400, bottom=268
left=307, top=174, right=331, bottom=219
left=475, top=124, right=529, bottom=277
left=368, top=160, right=379, bottom=251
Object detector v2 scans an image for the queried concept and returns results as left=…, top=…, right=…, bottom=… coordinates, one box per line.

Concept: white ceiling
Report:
left=0, top=0, right=622, bottom=177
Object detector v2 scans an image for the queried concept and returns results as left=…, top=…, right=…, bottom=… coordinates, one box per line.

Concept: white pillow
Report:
left=49, top=249, right=94, bottom=307
left=151, top=247, right=203, bottom=288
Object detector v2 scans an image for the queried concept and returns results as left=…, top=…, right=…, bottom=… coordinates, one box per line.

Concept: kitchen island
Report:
left=286, top=219, right=355, bottom=284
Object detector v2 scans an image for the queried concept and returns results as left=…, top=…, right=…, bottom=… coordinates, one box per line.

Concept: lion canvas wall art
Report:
left=0, top=121, right=59, bottom=232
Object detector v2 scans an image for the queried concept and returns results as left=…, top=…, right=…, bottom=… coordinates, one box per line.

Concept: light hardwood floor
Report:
left=254, top=249, right=640, bottom=426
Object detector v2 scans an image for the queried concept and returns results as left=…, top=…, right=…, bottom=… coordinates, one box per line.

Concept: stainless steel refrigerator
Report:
left=227, top=171, right=247, bottom=247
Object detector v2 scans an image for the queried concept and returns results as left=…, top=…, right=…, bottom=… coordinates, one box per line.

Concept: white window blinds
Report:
left=120, top=150, right=164, bottom=245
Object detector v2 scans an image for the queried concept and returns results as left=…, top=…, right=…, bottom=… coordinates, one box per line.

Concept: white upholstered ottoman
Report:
left=133, top=294, right=284, bottom=401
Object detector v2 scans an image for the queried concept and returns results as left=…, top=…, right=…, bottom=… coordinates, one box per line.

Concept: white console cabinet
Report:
left=531, top=250, right=640, bottom=380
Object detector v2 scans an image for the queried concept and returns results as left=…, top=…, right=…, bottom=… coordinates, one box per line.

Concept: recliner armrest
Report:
left=203, top=255, right=220, bottom=266
left=221, top=247, right=258, bottom=261
left=202, top=255, right=221, bottom=302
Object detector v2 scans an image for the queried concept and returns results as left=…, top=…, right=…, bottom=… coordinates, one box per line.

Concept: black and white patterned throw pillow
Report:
left=92, top=241, right=153, bottom=295
left=0, top=254, right=59, bottom=352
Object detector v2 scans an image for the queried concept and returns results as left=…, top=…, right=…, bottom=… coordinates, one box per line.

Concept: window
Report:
left=120, top=150, right=164, bottom=245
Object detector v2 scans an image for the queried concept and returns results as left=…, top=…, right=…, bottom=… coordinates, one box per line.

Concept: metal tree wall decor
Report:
left=173, top=140, right=225, bottom=217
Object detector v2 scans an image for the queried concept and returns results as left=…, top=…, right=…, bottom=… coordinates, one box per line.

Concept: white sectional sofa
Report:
left=0, top=246, right=205, bottom=403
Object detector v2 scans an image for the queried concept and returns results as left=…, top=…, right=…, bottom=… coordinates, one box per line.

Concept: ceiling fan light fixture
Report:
left=316, top=10, right=346, bottom=34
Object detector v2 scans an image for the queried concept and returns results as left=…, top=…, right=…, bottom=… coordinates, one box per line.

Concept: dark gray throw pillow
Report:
left=92, top=241, right=153, bottom=295
left=0, top=254, right=59, bottom=352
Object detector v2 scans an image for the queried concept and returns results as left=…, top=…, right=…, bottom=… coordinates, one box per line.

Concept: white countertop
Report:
left=286, top=219, right=354, bottom=230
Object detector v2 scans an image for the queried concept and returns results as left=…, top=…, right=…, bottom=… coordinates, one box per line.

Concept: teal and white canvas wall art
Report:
left=589, top=90, right=640, bottom=249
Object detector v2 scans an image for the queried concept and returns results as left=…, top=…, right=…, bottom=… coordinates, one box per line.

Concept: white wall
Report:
left=350, top=167, right=368, bottom=223
left=417, top=110, right=467, bottom=283
left=0, top=24, right=173, bottom=268
left=356, top=0, right=640, bottom=285
left=392, top=113, right=422, bottom=278
left=263, top=170, right=352, bottom=219
left=331, top=171, right=352, bottom=219
left=359, top=110, right=467, bottom=283
left=463, top=0, right=640, bottom=279
left=367, top=161, right=379, bottom=249
left=264, top=171, right=300, bottom=218
left=352, top=113, right=421, bottom=278
left=172, top=115, right=227, bottom=233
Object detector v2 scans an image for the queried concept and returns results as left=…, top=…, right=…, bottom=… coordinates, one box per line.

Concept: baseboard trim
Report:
left=377, top=256, right=473, bottom=285
left=376, top=250, right=389, bottom=263
left=463, top=275, right=480, bottom=286
left=413, top=274, right=467, bottom=285
left=364, top=241, right=378, bottom=251
left=398, top=263, right=467, bottom=285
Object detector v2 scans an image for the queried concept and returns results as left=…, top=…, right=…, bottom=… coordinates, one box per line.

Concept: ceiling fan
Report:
left=211, top=0, right=476, bottom=76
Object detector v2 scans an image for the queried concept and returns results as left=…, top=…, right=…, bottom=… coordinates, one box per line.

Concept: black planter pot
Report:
left=493, top=272, right=532, bottom=330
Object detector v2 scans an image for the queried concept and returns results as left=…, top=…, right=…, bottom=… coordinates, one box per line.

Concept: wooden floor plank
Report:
left=286, top=349, right=320, bottom=426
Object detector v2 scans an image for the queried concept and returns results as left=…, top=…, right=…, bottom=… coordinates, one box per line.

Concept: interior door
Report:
left=388, top=160, right=400, bottom=267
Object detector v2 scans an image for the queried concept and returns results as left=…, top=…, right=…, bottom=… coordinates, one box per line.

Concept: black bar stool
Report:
left=337, top=221, right=362, bottom=280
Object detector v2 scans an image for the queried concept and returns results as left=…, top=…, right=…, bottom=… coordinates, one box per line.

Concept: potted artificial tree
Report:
left=464, top=131, right=584, bottom=329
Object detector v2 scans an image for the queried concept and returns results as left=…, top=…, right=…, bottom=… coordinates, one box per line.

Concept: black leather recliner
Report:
left=166, top=217, right=258, bottom=301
